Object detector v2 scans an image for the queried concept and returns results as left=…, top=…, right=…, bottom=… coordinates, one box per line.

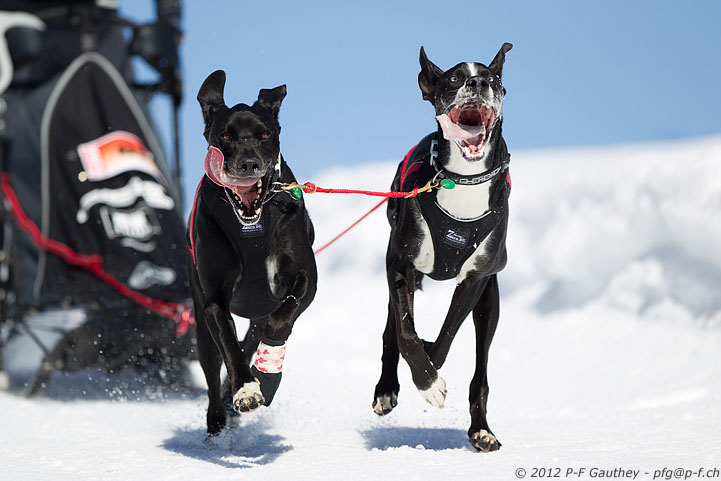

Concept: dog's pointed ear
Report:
left=418, top=46, right=444, bottom=101
left=489, top=43, right=513, bottom=78
left=197, top=70, right=227, bottom=138
left=255, top=85, right=287, bottom=121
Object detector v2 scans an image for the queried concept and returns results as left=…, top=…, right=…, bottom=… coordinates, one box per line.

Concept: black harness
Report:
left=190, top=160, right=306, bottom=319
left=401, top=133, right=510, bottom=281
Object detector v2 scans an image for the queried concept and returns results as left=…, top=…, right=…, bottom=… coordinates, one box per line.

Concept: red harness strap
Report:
left=0, top=173, right=194, bottom=335
left=188, top=178, right=203, bottom=265
left=400, top=143, right=420, bottom=188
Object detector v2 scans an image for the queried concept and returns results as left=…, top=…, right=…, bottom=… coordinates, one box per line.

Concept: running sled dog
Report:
left=373, top=43, right=513, bottom=451
left=188, top=71, right=317, bottom=435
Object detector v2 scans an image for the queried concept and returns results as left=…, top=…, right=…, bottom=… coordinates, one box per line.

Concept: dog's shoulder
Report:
left=387, top=132, right=437, bottom=218
left=394, top=132, right=437, bottom=187
left=192, top=175, right=226, bottom=214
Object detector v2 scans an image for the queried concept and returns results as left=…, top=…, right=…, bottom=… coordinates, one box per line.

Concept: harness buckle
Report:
left=430, top=139, right=439, bottom=170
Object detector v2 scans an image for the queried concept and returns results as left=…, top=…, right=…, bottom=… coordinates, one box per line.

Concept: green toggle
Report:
left=290, top=187, right=304, bottom=199
left=440, top=179, right=456, bottom=190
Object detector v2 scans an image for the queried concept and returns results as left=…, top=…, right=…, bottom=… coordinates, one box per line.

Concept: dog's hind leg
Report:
left=372, top=305, right=400, bottom=415
left=426, top=276, right=490, bottom=369
left=467, top=274, right=501, bottom=452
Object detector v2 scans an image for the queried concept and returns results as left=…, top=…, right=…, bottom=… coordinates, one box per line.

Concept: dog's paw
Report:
left=232, top=380, right=265, bottom=413
left=419, top=376, right=447, bottom=408
left=372, top=392, right=398, bottom=416
left=469, top=429, right=501, bottom=452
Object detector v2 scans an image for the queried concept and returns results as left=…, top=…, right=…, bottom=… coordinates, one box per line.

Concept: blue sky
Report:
left=121, top=1, right=721, bottom=200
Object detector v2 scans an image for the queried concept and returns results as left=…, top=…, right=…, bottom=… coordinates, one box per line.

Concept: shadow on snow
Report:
left=361, top=426, right=470, bottom=451
left=162, top=417, right=291, bottom=469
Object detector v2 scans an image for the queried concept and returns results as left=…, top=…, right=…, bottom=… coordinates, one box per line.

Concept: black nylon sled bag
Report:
left=6, top=52, right=187, bottom=309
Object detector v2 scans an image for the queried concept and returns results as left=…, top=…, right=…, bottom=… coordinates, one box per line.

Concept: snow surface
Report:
left=2, top=137, right=721, bottom=479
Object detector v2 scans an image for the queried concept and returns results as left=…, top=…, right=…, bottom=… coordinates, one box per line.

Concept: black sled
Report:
left=0, top=1, right=194, bottom=395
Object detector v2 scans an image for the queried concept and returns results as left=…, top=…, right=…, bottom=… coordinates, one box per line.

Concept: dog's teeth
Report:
left=257, top=179, right=262, bottom=187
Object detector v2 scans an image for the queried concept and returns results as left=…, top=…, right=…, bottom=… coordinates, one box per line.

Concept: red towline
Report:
left=0, top=173, right=194, bottom=335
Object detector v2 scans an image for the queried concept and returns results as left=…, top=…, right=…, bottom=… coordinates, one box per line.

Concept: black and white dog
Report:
left=188, top=70, right=317, bottom=435
left=373, top=44, right=513, bottom=451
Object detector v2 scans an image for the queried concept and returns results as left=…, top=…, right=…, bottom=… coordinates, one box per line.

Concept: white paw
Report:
left=232, top=380, right=265, bottom=413
left=373, top=393, right=398, bottom=416
left=419, top=377, right=447, bottom=408
left=470, top=429, right=501, bottom=452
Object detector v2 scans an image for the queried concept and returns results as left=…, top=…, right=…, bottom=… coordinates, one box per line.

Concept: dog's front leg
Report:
left=203, top=300, right=265, bottom=413
left=388, top=260, right=447, bottom=408
left=264, top=270, right=311, bottom=340
left=251, top=270, right=315, bottom=405
left=193, top=210, right=265, bottom=415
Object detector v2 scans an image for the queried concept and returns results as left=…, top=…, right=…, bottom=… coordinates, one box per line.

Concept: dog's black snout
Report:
left=240, top=160, right=261, bottom=174
left=466, top=76, right=489, bottom=90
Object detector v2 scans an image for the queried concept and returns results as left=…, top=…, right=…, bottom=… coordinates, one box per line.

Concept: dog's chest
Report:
left=412, top=183, right=494, bottom=282
left=436, top=182, right=491, bottom=219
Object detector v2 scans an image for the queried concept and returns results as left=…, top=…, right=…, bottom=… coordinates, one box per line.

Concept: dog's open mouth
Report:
left=204, top=146, right=270, bottom=225
left=436, top=102, right=496, bottom=160
left=226, top=177, right=267, bottom=225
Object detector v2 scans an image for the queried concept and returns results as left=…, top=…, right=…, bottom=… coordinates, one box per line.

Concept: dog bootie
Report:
left=251, top=336, right=286, bottom=406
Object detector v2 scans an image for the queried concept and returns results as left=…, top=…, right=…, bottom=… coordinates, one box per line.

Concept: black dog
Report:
left=188, top=70, right=317, bottom=435
left=373, top=44, right=513, bottom=451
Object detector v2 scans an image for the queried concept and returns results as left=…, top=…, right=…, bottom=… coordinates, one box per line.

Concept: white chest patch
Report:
left=436, top=183, right=491, bottom=220
left=266, top=256, right=280, bottom=296
left=456, top=234, right=493, bottom=283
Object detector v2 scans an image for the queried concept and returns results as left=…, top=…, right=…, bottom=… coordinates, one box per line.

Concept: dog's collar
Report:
left=437, top=161, right=509, bottom=186
left=429, top=137, right=509, bottom=186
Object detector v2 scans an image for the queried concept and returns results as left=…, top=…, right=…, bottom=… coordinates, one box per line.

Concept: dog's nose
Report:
left=466, top=76, right=489, bottom=90
left=240, top=159, right=261, bottom=174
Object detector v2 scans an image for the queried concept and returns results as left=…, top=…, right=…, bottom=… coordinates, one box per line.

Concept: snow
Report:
left=2, top=137, right=721, bottom=479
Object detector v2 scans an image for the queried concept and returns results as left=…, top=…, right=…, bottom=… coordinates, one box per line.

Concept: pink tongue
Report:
left=436, top=114, right=485, bottom=141
left=204, top=146, right=259, bottom=208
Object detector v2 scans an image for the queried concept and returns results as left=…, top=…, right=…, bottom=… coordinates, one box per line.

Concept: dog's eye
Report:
left=487, top=76, right=495, bottom=83
left=448, top=76, right=459, bottom=84
left=220, top=132, right=231, bottom=141
left=259, top=130, right=271, bottom=140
